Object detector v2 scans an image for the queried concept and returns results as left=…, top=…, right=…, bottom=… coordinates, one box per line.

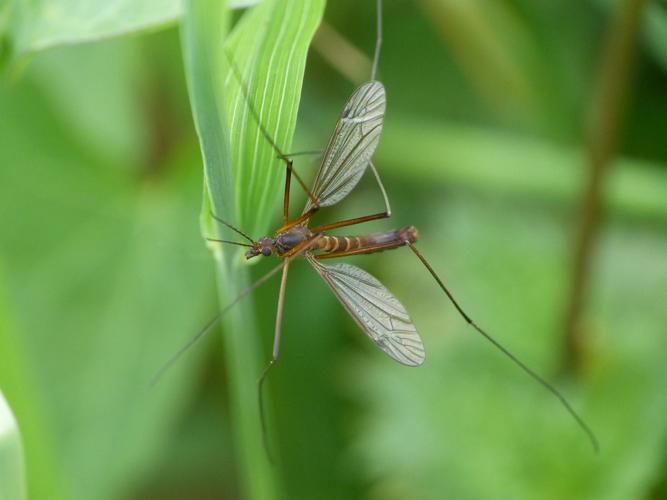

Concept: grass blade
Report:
left=2, top=0, right=259, bottom=67
left=0, top=388, right=26, bottom=500
left=181, top=0, right=324, bottom=497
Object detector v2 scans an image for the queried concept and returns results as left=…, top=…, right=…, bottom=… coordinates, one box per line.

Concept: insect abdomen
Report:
left=319, top=235, right=363, bottom=253
left=318, top=226, right=418, bottom=254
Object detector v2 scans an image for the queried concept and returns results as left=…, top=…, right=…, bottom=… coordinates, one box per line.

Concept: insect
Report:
left=155, top=0, right=598, bottom=455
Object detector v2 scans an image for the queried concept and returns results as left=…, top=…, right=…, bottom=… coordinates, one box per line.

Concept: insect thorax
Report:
left=275, top=225, right=313, bottom=254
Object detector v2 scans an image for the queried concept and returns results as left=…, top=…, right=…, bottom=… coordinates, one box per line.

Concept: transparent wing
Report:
left=308, top=256, right=425, bottom=366
left=303, top=81, right=386, bottom=213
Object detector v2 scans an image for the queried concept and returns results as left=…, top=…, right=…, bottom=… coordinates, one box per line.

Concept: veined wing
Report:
left=307, top=256, right=425, bottom=366
left=303, top=81, right=386, bottom=213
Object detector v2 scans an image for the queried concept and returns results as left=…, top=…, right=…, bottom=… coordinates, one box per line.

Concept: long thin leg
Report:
left=311, top=212, right=387, bottom=233
left=311, top=161, right=391, bottom=233
left=283, top=162, right=292, bottom=226
left=258, top=260, right=291, bottom=462
left=282, top=159, right=319, bottom=208
left=281, top=151, right=324, bottom=226
left=369, top=161, right=391, bottom=215
left=405, top=241, right=600, bottom=453
left=277, top=154, right=320, bottom=214
left=223, top=50, right=319, bottom=206
left=151, top=261, right=286, bottom=386
left=280, top=150, right=322, bottom=158
left=277, top=207, right=319, bottom=234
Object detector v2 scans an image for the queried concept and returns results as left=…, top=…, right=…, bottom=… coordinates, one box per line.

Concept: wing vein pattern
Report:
left=308, top=256, right=425, bottom=366
left=303, top=81, right=386, bottom=213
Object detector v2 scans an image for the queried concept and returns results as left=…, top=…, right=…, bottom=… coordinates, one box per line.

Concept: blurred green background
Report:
left=1, top=0, right=667, bottom=499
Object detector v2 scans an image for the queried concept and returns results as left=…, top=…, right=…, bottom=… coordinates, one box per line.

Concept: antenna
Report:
left=205, top=238, right=253, bottom=248
left=210, top=211, right=255, bottom=243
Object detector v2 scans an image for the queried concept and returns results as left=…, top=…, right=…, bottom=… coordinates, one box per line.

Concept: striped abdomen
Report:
left=317, top=226, right=418, bottom=255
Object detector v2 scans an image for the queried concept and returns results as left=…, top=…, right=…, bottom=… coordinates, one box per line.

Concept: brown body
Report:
left=261, top=225, right=418, bottom=259
left=315, top=225, right=417, bottom=258
left=246, top=223, right=418, bottom=260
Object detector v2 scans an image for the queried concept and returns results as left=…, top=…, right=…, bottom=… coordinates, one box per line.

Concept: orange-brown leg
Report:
left=311, top=211, right=388, bottom=233
left=278, top=155, right=319, bottom=212
left=281, top=150, right=322, bottom=158
left=404, top=241, right=599, bottom=453
left=257, top=259, right=290, bottom=462
left=276, top=207, right=319, bottom=234
left=282, top=160, right=292, bottom=226
left=311, top=162, right=391, bottom=233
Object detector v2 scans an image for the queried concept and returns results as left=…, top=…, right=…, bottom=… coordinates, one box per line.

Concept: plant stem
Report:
left=563, top=0, right=646, bottom=373
left=181, top=1, right=280, bottom=497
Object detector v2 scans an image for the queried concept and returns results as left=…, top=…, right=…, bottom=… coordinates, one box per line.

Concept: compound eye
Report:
left=261, top=247, right=272, bottom=257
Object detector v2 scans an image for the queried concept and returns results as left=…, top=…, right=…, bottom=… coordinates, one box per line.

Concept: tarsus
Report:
left=258, top=359, right=277, bottom=463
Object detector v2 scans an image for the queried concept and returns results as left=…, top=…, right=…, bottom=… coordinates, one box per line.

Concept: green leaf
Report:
left=1, top=0, right=258, bottom=68
left=221, top=0, right=326, bottom=237
left=0, top=45, right=216, bottom=499
left=0, top=388, right=26, bottom=500
left=26, top=38, right=149, bottom=168
left=181, top=0, right=324, bottom=498
left=5, top=0, right=180, bottom=64
left=0, top=267, right=64, bottom=500
left=181, top=5, right=274, bottom=500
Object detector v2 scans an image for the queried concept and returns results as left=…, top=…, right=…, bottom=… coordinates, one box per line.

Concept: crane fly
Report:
left=154, top=0, right=598, bottom=457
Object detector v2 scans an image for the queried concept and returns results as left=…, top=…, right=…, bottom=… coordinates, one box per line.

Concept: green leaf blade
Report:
left=0, top=389, right=26, bottom=500
left=181, top=1, right=324, bottom=499
left=223, top=0, right=326, bottom=238
left=2, top=0, right=259, bottom=67
left=7, top=0, right=180, bottom=63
